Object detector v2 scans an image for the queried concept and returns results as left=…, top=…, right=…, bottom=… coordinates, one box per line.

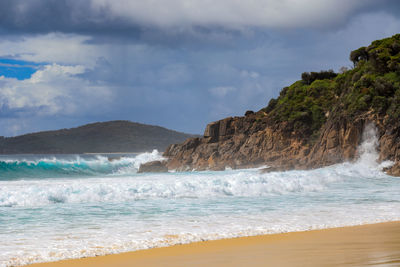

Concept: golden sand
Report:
left=28, top=221, right=400, bottom=267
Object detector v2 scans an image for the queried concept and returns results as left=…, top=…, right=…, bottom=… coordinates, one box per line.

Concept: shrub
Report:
left=301, top=70, right=337, bottom=85
left=245, top=110, right=255, bottom=116
left=372, top=96, right=388, bottom=114
left=264, top=98, right=278, bottom=113
left=374, top=77, right=395, bottom=96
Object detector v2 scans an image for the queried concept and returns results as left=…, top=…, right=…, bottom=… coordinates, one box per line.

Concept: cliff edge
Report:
left=163, top=34, right=400, bottom=176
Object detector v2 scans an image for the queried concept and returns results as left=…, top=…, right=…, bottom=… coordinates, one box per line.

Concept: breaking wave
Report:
left=0, top=150, right=164, bottom=179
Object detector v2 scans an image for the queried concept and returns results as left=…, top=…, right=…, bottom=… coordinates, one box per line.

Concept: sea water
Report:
left=1, top=126, right=399, bottom=266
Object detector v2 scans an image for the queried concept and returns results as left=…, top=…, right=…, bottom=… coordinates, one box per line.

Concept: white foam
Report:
left=0, top=166, right=351, bottom=207
left=3, top=201, right=400, bottom=267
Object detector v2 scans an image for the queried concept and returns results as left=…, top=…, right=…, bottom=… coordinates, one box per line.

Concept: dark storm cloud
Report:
left=379, top=1, right=400, bottom=16
left=0, top=0, right=114, bottom=33
left=0, top=0, right=247, bottom=48
left=0, top=0, right=395, bottom=40
left=0, top=0, right=399, bottom=136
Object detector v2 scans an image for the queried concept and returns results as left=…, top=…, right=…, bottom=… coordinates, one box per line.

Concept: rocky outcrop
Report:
left=162, top=109, right=400, bottom=175
left=138, top=161, right=168, bottom=173
left=164, top=112, right=399, bottom=175
left=165, top=111, right=313, bottom=171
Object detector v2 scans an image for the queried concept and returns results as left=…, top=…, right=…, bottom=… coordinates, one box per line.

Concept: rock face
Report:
left=164, top=112, right=400, bottom=175
left=165, top=113, right=269, bottom=171
left=138, top=161, right=168, bottom=173
left=387, top=163, right=400, bottom=176
left=163, top=114, right=338, bottom=171
left=165, top=112, right=307, bottom=171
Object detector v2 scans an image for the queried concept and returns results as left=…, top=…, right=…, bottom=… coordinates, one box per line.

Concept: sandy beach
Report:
left=28, top=221, right=400, bottom=267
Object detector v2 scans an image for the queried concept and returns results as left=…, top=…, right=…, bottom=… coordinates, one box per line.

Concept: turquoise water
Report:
left=0, top=129, right=400, bottom=266
left=0, top=153, right=142, bottom=180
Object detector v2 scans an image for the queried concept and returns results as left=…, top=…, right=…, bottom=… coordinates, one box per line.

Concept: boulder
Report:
left=386, top=163, right=400, bottom=176
left=138, top=161, right=168, bottom=173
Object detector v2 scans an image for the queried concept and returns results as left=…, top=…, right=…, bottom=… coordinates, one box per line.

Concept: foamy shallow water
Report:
left=1, top=129, right=400, bottom=266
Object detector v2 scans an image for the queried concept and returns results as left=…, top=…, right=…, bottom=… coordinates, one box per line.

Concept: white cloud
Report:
left=0, top=64, right=112, bottom=116
left=0, top=33, right=100, bottom=66
left=209, top=86, right=237, bottom=97
left=241, top=70, right=260, bottom=79
left=91, top=0, right=373, bottom=28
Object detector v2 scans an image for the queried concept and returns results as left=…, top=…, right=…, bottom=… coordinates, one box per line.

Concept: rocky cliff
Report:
left=163, top=34, right=400, bottom=176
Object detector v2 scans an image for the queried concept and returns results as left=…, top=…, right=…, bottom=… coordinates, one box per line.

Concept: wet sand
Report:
left=29, top=221, right=400, bottom=267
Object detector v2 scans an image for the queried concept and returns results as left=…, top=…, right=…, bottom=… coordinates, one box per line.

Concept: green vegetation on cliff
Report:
left=262, top=33, right=400, bottom=139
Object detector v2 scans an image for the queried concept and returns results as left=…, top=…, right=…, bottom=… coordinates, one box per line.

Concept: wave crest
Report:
left=0, top=150, right=164, bottom=179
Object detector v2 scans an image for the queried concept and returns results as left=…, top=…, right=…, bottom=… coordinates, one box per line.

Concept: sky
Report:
left=0, top=0, right=399, bottom=136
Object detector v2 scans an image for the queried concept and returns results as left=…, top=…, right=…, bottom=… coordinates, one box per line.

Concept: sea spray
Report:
left=356, top=123, right=380, bottom=167
left=356, top=123, right=393, bottom=171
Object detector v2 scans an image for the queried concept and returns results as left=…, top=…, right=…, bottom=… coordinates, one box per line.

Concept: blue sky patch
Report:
left=0, top=58, right=42, bottom=80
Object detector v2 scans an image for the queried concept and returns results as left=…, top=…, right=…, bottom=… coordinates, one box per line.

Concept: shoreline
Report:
left=28, top=221, right=400, bottom=267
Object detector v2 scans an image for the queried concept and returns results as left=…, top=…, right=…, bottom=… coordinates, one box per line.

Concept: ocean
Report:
left=1, top=126, right=399, bottom=266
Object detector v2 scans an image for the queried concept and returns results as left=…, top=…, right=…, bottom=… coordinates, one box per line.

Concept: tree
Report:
left=349, top=47, right=368, bottom=66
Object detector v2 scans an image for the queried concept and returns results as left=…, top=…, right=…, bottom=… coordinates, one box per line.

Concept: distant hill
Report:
left=0, top=121, right=197, bottom=154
